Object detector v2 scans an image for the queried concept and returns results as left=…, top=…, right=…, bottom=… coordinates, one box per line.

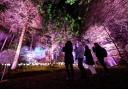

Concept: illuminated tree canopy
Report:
left=0, top=0, right=128, bottom=65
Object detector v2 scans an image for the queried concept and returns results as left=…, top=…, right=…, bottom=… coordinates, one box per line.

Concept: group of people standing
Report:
left=62, top=41, right=108, bottom=80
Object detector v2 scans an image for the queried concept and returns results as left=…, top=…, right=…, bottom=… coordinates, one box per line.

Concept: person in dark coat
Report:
left=92, top=43, right=108, bottom=72
left=63, top=41, right=74, bottom=80
left=85, top=45, right=94, bottom=65
left=84, top=45, right=97, bottom=75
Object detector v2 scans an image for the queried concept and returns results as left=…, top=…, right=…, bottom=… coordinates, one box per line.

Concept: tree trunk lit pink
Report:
left=11, top=24, right=26, bottom=70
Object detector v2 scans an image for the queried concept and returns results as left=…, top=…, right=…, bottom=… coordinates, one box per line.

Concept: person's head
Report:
left=94, top=43, right=101, bottom=48
left=85, top=45, right=89, bottom=50
left=65, top=40, right=72, bottom=47
left=78, top=42, right=83, bottom=47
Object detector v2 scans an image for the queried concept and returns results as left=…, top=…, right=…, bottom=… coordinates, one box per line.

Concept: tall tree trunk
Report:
left=11, top=25, right=26, bottom=70
left=0, top=31, right=12, bottom=51
left=103, top=25, right=122, bottom=58
left=30, top=33, right=33, bottom=50
left=0, top=36, right=8, bottom=51
left=8, top=34, right=15, bottom=48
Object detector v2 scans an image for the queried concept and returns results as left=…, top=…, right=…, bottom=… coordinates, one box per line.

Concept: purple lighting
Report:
left=105, top=56, right=117, bottom=67
left=20, top=43, right=62, bottom=63
left=20, top=46, right=47, bottom=63
left=33, top=46, right=47, bottom=60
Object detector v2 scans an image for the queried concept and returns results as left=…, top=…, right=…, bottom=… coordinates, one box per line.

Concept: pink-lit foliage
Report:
left=83, top=25, right=121, bottom=63
left=0, top=0, right=76, bottom=64
left=0, top=0, right=42, bottom=33
left=0, top=0, right=42, bottom=64
left=0, top=49, right=15, bottom=63
left=82, top=0, right=128, bottom=63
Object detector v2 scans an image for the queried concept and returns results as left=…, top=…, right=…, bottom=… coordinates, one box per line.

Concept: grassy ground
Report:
left=0, top=64, right=128, bottom=89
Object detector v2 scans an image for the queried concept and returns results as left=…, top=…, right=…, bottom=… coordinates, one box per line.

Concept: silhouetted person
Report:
left=75, top=42, right=86, bottom=78
left=92, top=43, right=108, bottom=72
left=84, top=45, right=97, bottom=75
left=63, top=41, right=74, bottom=80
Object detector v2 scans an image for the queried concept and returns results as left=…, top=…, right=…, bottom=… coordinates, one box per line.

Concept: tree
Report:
left=0, top=0, right=42, bottom=69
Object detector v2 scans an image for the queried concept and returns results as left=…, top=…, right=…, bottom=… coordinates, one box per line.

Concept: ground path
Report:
left=0, top=65, right=128, bottom=89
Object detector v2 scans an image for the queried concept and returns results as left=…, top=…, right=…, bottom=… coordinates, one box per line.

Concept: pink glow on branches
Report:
left=0, top=0, right=42, bottom=32
left=83, top=25, right=120, bottom=64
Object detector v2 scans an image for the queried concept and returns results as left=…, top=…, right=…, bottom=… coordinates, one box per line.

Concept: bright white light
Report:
left=6, top=63, right=11, bottom=66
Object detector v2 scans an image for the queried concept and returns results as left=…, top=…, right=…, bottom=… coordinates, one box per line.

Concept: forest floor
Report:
left=0, top=64, right=128, bottom=89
